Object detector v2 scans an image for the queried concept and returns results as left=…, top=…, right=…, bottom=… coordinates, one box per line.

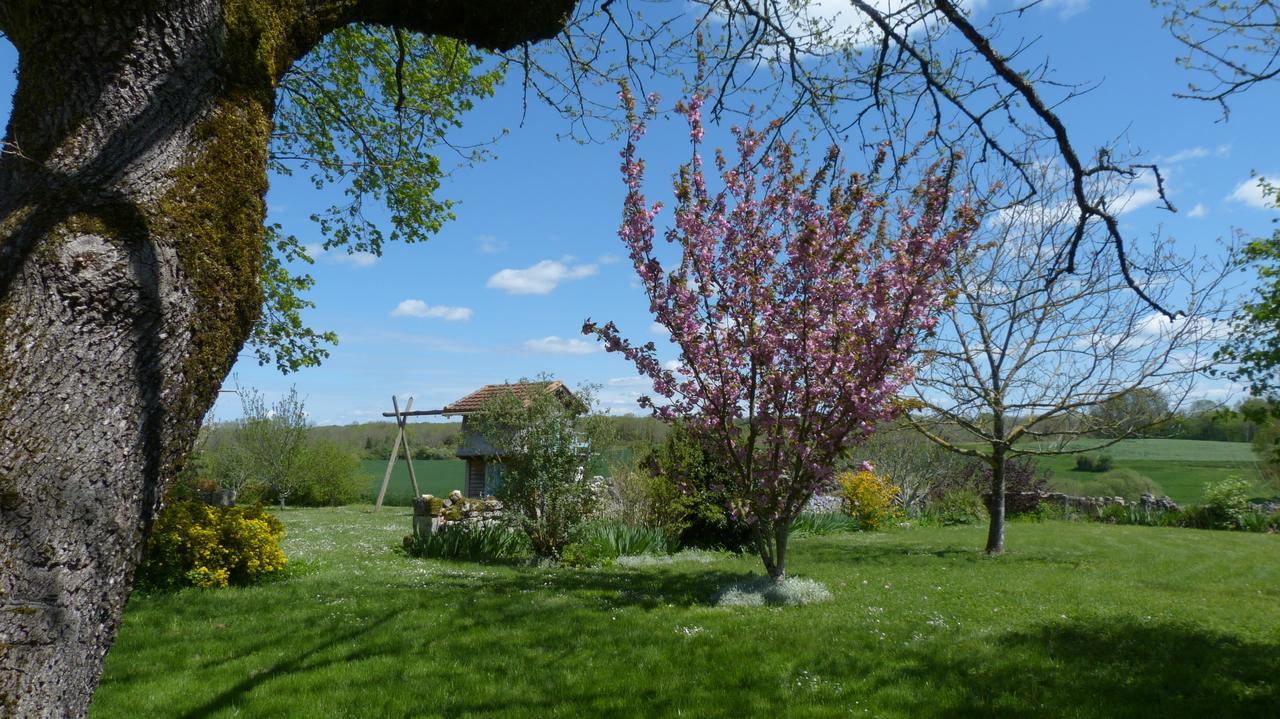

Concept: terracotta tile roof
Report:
left=441, top=380, right=574, bottom=416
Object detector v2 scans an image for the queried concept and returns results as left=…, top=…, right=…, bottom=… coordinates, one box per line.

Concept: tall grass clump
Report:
left=790, top=511, right=860, bottom=536
left=403, top=523, right=530, bottom=562
left=562, top=520, right=672, bottom=566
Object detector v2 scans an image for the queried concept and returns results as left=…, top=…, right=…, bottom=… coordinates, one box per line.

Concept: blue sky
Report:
left=1, top=1, right=1276, bottom=424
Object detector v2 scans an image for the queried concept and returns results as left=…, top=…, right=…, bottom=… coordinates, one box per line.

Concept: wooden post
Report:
left=376, top=395, right=420, bottom=512
left=398, top=398, right=421, bottom=497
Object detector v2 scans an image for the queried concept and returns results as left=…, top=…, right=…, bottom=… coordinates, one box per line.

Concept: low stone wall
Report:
left=1027, top=492, right=1277, bottom=517
left=1026, top=491, right=1180, bottom=516
left=412, top=490, right=504, bottom=535
left=1250, top=500, right=1280, bottom=515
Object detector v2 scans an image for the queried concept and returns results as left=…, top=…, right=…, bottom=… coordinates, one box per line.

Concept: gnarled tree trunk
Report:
left=0, top=2, right=574, bottom=715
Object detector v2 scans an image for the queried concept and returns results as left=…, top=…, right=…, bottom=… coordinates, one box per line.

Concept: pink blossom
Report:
left=583, top=89, right=979, bottom=577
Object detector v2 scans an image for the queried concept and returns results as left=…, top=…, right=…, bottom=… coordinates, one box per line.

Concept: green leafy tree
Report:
left=228, top=386, right=310, bottom=508
left=1090, top=388, right=1174, bottom=439
left=1218, top=180, right=1280, bottom=400
left=254, top=27, right=504, bottom=372
left=469, top=380, right=613, bottom=557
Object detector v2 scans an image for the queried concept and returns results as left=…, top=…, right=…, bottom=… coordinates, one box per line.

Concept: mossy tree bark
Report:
left=0, top=2, right=574, bottom=715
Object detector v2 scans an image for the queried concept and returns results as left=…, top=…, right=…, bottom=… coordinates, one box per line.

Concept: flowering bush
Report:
left=583, top=86, right=978, bottom=579
left=836, top=470, right=901, bottom=530
left=136, top=499, right=287, bottom=590
left=1200, top=475, right=1256, bottom=529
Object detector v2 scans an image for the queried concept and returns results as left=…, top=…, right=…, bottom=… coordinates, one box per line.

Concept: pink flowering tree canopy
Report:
left=583, top=88, right=979, bottom=580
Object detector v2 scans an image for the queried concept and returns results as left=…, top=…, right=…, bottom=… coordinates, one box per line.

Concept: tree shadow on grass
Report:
left=178, top=609, right=401, bottom=719
left=414, top=562, right=759, bottom=612
left=865, top=619, right=1280, bottom=718
left=796, top=536, right=1093, bottom=569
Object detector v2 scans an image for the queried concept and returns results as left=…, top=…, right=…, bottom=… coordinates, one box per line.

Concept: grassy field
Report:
left=92, top=507, right=1279, bottom=718
left=1022, top=439, right=1267, bottom=505
left=357, top=458, right=464, bottom=505
left=358, top=440, right=1268, bottom=506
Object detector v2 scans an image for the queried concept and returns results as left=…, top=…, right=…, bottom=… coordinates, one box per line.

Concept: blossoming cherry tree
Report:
left=584, top=90, right=979, bottom=580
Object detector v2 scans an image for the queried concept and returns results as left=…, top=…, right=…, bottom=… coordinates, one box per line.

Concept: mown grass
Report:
left=358, top=440, right=1267, bottom=506
left=357, top=458, right=464, bottom=505
left=91, top=507, right=1279, bottom=718
left=1024, top=438, right=1257, bottom=462
left=1021, top=439, right=1266, bottom=505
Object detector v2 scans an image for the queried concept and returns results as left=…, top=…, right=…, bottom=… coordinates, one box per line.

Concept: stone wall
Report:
left=412, top=490, right=504, bottom=535
left=1028, top=491, right=1180, bottom=516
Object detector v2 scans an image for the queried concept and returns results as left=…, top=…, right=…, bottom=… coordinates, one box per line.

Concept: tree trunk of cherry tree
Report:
left=0, top=2, right=573, bottom=715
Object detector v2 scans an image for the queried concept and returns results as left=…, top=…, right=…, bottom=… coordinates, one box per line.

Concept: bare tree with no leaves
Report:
left=906, top=171, right=1233, bottom=555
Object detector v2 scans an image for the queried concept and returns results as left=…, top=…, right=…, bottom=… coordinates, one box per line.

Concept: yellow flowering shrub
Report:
left=137, top=499, right=287, bottom=590
left=836, top=470, right=901, bottom=530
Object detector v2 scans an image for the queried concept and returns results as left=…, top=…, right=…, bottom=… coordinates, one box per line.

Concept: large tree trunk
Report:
left=0, top=2, right=574, bottom=715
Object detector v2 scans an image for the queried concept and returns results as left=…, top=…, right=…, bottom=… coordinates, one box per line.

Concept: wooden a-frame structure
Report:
left=374, top=395, right=442, bottom=512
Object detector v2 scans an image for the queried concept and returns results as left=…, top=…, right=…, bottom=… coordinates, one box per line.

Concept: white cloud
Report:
left=476, top=234, right=506, bottom=254
left=650, top=321, right=670, bottom=336
left=390, top=300, right=474, bottom=321
left=598, top=254, right=622, bottom=266
left=663, top=359, right=682, bottom=372
left=1040, top=0, right=1088, bottom=18
left=1228, top=175, right=1277, bottom=209
left=524, top=336, right=600, bottom=355
left=1160, top=146, right=1208, bottom=164
left=1115, top=169, right=1163, bottom=215
left=333, top=251, right=378, bottom=268
left=487, top=259, right=598, bottom=295
left=301, top=243, right=378, bottom=268
left=1134, top=313, right=1231, bottom=342
left=1187, top=203, right=1208, bottom=219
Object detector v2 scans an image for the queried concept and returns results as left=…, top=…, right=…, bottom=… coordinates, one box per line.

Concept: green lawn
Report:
left=1021, top=439, right=1266, bottom=505
left=357, top=458, right=464, bottom=505
left=92, top=507, right=1280, bottom=718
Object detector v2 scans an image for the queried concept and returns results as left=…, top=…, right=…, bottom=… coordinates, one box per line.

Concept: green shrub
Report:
left=560, top=541, right=618, bottom=568
left=137, top=499, right=287, bottom=590
left=640, top=422, right=753, bottom=552
left=559, top=521, right=672, bottom=567
left=291, top=440, right=363, bottom=506
left=1201, top=475, right=1255, bottom=529
left=577, top=520, right=671, bottom=557
left=790, top=512, right=860, bottom=536
left=926, top=489, right=989, bottom=526
left=601, top=467, right=699, bottom=542
left=412, top=445, right=455, bottom=461
left=468, top=379, right=612, bottom=557
left=1056, top=469, right=1162, bottom=500
left=1237, top=510, right=1272, bottom=533
left=1073, top=454, right=1113, bottom=473
left=1097, top=504, right=1129, bottom=524
left=403, top=523, right=529, bottom=562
